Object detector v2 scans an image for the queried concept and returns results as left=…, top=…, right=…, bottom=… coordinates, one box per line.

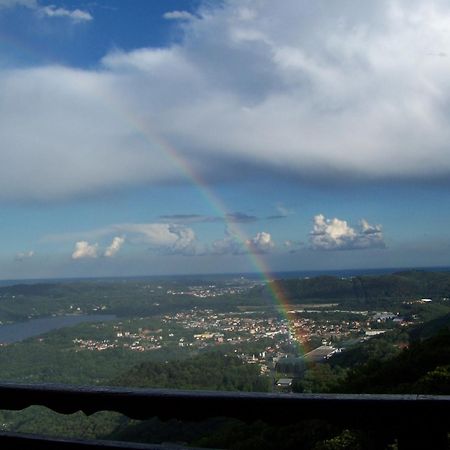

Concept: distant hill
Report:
left=0, top=283, right=60, bottom=296
left=275, top=270, right=450, bottom=306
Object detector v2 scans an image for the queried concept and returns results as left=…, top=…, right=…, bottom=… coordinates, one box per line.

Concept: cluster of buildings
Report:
left=165, top=284, right=253, bottom=298
left=163, top=309, right=290, bottom=336
left=69, top=304, right=413, bottom=374
left=72, top=326, right=163, bottom=352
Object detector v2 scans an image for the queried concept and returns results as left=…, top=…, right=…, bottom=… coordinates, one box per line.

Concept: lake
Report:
left=0, top=314, right=116, bottom=344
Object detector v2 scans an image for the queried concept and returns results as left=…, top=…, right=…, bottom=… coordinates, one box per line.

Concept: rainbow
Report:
left=96, top=91, right=308, bottom=357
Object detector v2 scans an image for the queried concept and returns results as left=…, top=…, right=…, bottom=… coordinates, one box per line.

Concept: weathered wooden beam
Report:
left=0, top=383, right=447, bottom=428
left=0, top=384, right=447, bottom=449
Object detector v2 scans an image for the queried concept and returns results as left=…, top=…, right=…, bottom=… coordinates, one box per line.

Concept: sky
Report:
left=1, top=0, right=450, bottom=279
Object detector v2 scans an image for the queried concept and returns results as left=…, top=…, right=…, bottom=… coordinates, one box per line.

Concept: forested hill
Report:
left=111, top=352, right=271, bottom=392
left=335, top=330, right=450, bottom=394
left=409, top=312, right=450, bottom=341
left=275, top=270, right=450, bottom=305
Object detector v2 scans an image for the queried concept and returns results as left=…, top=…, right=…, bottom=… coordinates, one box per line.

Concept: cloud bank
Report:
left=2, top=0, right=450, bottom=200
left=63, top=214, right=386, bottom=260
left=64, top=222, right=279, bottom=258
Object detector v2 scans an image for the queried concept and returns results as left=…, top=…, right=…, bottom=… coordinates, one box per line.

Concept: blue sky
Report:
left=1, top=0, right=450, bottom=279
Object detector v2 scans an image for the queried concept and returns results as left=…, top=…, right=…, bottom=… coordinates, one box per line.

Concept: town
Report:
left=70, top=301, right=415, bottom=381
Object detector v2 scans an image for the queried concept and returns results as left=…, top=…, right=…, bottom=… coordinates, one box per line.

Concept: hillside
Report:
left=276, top=270, right=450, bottom=307
left=111, top=351, right=271, bottom=392
left=335, top=330, right=450, bottom=394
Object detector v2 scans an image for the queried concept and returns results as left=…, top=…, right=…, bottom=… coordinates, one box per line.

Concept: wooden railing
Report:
left=0, top=383, right=448, bottom=449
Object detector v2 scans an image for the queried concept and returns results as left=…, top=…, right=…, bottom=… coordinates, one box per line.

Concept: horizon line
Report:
left=1, top=264, right=449, bottom=285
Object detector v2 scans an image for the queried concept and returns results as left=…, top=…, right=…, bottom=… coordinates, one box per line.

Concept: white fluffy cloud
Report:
left=310, top=214, right=385, bottom=250
left=0, top=0, right=92, bottom=21
left=72, top=241, right=98, bottom=259
left=212, top=229, right=275, bottom=255
left=39, top=5, right=92, bottom=22
left=246, top=231, right=274, bottom=253
left=163, top=10, right=194, bottom=21
left=4, top=0, right=450, bottom=200
left=104, top=236, right=125, bottom=257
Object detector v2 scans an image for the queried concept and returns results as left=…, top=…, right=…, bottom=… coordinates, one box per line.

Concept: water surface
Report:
left=0, top=314, right=116, bottom=344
